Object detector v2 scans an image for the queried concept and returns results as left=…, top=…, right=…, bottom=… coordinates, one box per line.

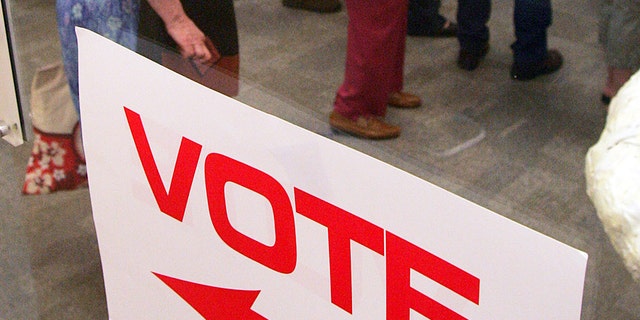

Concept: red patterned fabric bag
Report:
left=22, top=63, right=87, bottom=195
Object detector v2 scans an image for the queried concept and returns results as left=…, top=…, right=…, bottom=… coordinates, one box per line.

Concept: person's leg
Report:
left=602, top=67, right=633, bottom=103
left=57, top=0, right=82, bottom=115
left=511, top=0, right=551, bottom=67
left=457, top=0, right=490, bottom=52
left=331, top=0, right=407, bottom=138
left=456, top=0, right=490, bottom=70
left=509, top=0, right=562, bottom=80
left=407, top=0, right=447, bottom=36
left=389, top=0, right=421, bottom=109
left=57, top=0, right=140, bottom=116
left=600, top=0, right=640, bottom=101
left=334, top=0, right=408, bottom=119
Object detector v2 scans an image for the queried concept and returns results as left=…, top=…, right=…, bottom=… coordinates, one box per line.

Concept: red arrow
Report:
left=153, top=272, right=267, bottom=320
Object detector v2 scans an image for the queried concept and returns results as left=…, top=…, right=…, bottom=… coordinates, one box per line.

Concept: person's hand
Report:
left=165, top=15, right=221, bottom=66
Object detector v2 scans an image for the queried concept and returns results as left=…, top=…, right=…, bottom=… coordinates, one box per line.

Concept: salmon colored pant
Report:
left=333, top=0, right=409, bottom=120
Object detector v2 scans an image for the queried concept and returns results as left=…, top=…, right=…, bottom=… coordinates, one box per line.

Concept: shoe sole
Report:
left=329, top=114, right=400, bottom=140
left=329, top=125, right=400, bottom=140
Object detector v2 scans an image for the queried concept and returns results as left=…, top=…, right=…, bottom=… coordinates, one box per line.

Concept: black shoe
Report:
left=282, top=0, right=341, bottom=13
left=457, top=43, right=489, bottom=71
left=510, top=49, right=563, bottom=81
left=408, top=20, right=458, bottom=38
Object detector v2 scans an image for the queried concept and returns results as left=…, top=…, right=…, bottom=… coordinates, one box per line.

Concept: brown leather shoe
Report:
left=329, top=111, right=401, bottom=139
left=282, top=0, right=342, bottom=13
left=388, top=92, right=422, bottom=109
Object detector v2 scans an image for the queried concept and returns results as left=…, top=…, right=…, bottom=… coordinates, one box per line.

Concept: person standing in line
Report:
left=329, top=0, right=422, bottom=140
left=599, top=0, right=640, bottom=105
left=56, top=0, right=215, bottom=116
left=455, top=0, right=563, bottom=80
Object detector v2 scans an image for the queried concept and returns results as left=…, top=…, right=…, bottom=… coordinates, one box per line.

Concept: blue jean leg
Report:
left=511, top=0, right=552, bottom=66
left=456, top=0, right=490, bottom=53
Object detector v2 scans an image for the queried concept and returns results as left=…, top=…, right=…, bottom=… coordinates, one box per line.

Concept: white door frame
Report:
left=0, top=0, right=24, bottom=146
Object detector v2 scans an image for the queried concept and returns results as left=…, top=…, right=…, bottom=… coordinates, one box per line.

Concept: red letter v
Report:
left=124, top=107, right=202, bottom=222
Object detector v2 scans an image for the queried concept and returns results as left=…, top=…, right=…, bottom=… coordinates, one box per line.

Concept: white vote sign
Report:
left=78, top=28, right=587, bottom=320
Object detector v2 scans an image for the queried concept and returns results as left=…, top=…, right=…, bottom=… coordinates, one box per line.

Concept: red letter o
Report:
left=205, top=153, right=297, bottom=274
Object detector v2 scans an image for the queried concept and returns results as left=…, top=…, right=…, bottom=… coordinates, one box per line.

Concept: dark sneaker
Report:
left=457, top=42, right=489, bottom=71
left=510, top=49, right=563, bottom=81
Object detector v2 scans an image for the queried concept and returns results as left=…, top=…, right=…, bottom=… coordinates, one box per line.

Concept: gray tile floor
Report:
left=2, top=0, right=640, bottom=319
